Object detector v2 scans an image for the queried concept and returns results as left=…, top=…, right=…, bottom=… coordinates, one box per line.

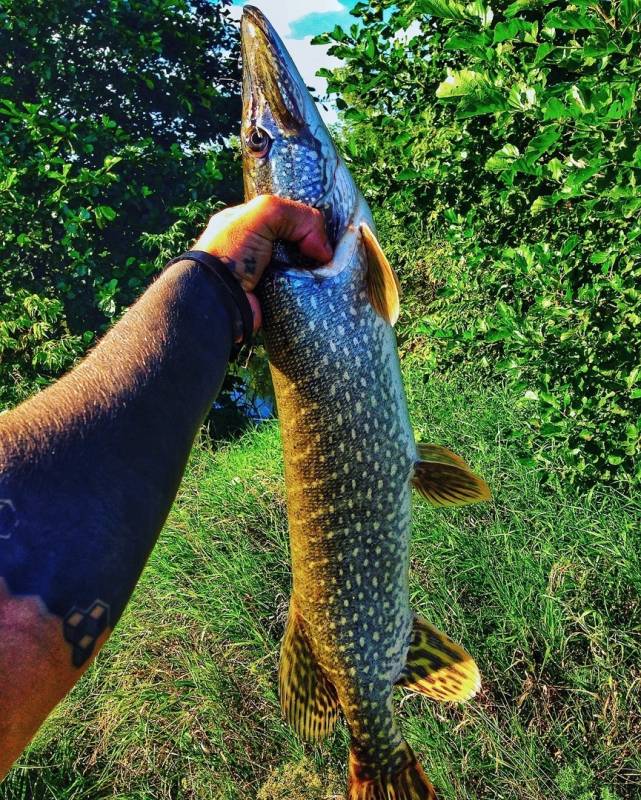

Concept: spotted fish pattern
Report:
left=241, top=7, right=490, bottom=798
left=261, top=243, right=417, bottom=764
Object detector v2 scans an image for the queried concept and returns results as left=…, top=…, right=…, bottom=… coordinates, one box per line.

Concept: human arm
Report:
left=0, top=195, right=331, bottom=778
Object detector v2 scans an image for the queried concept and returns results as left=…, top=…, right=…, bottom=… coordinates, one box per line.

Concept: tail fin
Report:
left=348, top=745, right=437, bottom=800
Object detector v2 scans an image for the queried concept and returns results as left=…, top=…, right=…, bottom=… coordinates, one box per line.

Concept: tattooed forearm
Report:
left=0, top=260, right=236, bottom=780
left=0, top=260, right=233, bottom=671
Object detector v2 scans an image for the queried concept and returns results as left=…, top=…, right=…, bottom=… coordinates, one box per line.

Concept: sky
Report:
left=230, top=0, right=355, bottom=124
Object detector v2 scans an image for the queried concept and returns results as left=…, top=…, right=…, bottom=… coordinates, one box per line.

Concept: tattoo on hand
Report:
left=242, top=255, right=257, bottom=276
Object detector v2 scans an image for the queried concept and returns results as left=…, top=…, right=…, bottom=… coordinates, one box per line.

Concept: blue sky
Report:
left=230, top=1, right=356, bottom=122
left=288, top=4, right=355, bottom=38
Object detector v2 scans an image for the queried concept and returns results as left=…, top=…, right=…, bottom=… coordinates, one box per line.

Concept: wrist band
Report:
left=164, top=250, right=254, bottom=362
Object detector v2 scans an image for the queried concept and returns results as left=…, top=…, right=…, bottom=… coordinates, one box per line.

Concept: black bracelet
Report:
left=165, top=250, right=254, bottom=362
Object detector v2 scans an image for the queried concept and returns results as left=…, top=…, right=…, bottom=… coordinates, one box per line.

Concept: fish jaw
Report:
left=240, top=5, right=358, bottom=251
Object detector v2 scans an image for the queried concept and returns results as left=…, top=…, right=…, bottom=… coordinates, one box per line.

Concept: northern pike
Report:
left=240, top=7, right=491, bottom=799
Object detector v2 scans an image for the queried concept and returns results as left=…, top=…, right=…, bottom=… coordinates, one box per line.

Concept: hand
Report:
left=193, top=195, right=333, bottom=333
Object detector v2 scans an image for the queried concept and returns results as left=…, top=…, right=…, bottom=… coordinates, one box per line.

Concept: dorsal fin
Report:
left=361, top=222, right=400, bottom=326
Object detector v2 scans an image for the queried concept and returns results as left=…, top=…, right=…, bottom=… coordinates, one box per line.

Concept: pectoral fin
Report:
left=361, top=222, right=400, bottom=326
left=279, top=599, right=339, bottom=741
left=412, top=443, right=491, bottom=507
left=397, top=615, right=481, bottom=702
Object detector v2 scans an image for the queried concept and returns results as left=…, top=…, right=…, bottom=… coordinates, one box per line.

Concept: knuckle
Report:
left=251, top=194, right=277, bottom=213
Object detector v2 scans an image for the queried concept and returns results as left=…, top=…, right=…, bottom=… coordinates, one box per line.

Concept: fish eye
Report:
left=245, top=126, right=271, bottom=156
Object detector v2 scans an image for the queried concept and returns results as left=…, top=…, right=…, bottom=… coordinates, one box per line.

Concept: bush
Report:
left=317, top=0, right=641, bottom=486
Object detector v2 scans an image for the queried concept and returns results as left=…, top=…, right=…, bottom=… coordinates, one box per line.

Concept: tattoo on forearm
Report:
left=63, top=600, right=110, bottom=667
left=0, top=500, right=17, bottom=540
left=0, top=260, right=233, bottom=671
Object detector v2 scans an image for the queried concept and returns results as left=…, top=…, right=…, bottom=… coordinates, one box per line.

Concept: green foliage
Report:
left=0, top=291, right=89, bottom=406
left=317, top=0, right=641, bottom=486
left=0, top=0, right=242, bottom=408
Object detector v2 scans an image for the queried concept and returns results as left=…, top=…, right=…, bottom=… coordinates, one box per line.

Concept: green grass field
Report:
left=2, top=364, right=639, bottom=800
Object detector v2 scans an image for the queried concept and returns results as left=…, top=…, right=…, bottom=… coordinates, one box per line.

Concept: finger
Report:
left=234, top=292, right=261, bottom=342
left=249, top=195, right=333, bottom=263
left=246, top=291, right=262, bottom=334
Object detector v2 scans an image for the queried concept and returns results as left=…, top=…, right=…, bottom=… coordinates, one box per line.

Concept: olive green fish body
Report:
left=260, top=224, right=416, bottom=766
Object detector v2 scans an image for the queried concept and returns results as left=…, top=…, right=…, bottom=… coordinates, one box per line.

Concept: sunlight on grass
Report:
left=3, top=366, right=639, bottom=800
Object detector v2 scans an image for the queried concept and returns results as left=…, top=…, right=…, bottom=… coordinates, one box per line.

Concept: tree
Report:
left=0, top=0, right=242, bottom=407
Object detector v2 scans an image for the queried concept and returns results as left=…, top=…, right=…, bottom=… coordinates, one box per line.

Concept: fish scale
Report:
left=241, top=7, right=491, bottom=798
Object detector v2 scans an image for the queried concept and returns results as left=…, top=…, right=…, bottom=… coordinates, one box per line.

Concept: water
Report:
left=206, top=368, right=274, bottom=442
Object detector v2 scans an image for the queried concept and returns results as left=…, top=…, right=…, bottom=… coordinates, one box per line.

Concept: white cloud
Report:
left=231, top=1, right=343, bottom=124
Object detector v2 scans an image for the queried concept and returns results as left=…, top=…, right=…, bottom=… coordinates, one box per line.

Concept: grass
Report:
left=2, top=363, right=640, bottom=800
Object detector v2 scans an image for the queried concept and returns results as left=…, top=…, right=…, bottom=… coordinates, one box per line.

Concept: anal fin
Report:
left=412, top=443, right=491, bottom=508
left=396, top=615, right=481, bottom=702
left=279, top=599, right=339, bottom=741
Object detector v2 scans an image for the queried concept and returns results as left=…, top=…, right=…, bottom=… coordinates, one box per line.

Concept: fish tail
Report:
left=348, top=741, right=437, bottom=800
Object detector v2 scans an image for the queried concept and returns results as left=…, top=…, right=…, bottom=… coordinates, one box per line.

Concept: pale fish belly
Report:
left=259, top=244, right=418, bottom=714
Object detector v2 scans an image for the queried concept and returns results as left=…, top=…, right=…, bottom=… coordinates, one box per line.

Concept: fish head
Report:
left=241, top=5, right=362, bottom=264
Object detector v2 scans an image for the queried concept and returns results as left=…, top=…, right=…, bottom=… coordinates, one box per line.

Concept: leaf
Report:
left=95, top=205, right=117, bottom=222
left=547, top=158, right=563, bottom=181
left=436, top=69, right=490, bottom=99
left=540, top=422, right=563, bottom=437
left=523, top=126, right=561, bottom=166
left=543, top=9, right=597, bottom=32
left=466, top=1, right=494, bottom=26
left=530, top=195, right=559, bottom=215
left=365, top=35, right=376, bottom=60
left=540, top=391, right=559, bottom=408
left=102, top=155, right=123, bottom=171
left=485, top=328, right=512, bottom=342
left=508, top=82, right=537, bottom=110
left=505, top=0, right=554, bottom=17
left=493, top=19, right=531, bottom=43
left=416, top=0, right=471, bottom=20
left=457, top=92, right=508, bottom=117
left=561, top=235, right=580, bottom=256
left=444, top=31, right=491, bottom=51
left=397, top=168, right=421, bottom=181
left=485, top=143, right=520, bottom=171
left=564, top=160, right=605, bottom=192
left=617, top=0, right=639, bottom=26
left=543, top=97, right=570, bottom=120
left=606, top=83, right=636, bottom=120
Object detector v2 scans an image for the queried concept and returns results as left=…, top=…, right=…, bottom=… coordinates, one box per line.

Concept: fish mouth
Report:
left=241, top=5, right=309, bottom=135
